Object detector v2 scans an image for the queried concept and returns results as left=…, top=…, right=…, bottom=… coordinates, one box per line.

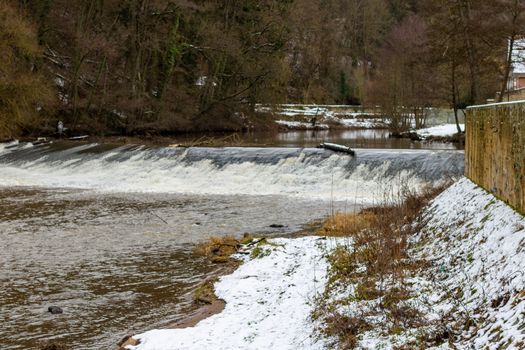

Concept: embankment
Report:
left=315, top=177, right=525, bottom=349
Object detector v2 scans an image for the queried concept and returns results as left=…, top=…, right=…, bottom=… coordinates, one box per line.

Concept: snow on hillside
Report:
left=411, top=178, right=525, bottom=349
left=334, top=178, right=525, bottom=349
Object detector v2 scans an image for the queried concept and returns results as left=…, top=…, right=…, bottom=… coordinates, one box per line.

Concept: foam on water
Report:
left=0, top=142, right=464, bottom=203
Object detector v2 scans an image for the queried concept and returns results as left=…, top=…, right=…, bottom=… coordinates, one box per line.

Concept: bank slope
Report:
left=318, top=177, right=525, bottom=349
left=126, top=178, right=525, bottom=350
left=411, top=177, right=525, bottom=349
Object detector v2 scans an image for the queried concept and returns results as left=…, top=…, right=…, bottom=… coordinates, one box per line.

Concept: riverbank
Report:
left=392, top=123, right=466, bottom=145
left=123, top=236, right=338, bottom=350
left=121, top=177, right=525, bottom=349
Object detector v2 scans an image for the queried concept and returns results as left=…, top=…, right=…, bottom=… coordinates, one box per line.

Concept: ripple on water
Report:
left=0, top=188, right=343, bottom=349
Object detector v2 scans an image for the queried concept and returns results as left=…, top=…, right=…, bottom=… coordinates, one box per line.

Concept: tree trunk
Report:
left=451, top=55, right=462, bottom=134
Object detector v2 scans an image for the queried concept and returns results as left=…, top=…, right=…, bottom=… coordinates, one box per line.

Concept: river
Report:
left=0, top=132, right=464, bottom=349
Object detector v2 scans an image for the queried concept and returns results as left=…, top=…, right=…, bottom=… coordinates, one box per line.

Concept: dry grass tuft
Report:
left=317, top=212, right=378, bottom=237
left=194, top=278, right=219, bottom=305
left=322, top=315, right=372, bottom=349
left=194, top=236, right=240, bottom=264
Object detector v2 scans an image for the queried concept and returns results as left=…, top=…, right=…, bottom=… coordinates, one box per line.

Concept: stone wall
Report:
left=466, top=101, right=525, bottom=214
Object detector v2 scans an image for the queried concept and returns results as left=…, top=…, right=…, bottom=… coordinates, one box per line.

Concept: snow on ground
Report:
left=127, top=237, right=336, bottom=350
left=275, top=118, right=386, bottom=130
left=127, top=178, right=524, bottom=350
left=416, top=123, right=464, bottom=138
left=410, top=178, right=525, bottom=349
left=329, top=178, right=525, bottom=349
left=260, top=104, right=386, bottom=130
left=337, top=118, right=387, bottom=129
left=275, top=120, right=329, bottom=130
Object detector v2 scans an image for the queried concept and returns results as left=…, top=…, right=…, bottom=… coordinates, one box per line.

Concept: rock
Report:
left=47, top=306, right=63, bottom=314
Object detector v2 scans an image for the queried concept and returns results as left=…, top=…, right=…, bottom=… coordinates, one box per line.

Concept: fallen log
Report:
left=318, top=142, right=355, bottom=156
left=69, top=135, right=89, bottom=140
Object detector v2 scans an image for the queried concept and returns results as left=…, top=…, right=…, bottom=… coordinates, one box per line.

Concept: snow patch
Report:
left=275, top=120, right=329, bottom=129
left=416, top=124, right=464, bottom=138
left=127, top=237, right=337, bottom=350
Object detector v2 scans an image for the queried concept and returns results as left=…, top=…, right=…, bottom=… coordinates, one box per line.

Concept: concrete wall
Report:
left=466, top=101, right=525, bottom=214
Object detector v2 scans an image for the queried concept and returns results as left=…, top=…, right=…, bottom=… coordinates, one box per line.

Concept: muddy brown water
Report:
left=0, top=134, right=464, bottom=349
left=0, top=189, right=336, bottom=349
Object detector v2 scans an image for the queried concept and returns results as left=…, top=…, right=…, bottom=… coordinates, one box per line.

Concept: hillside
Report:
left=1, top=0, right=517, bottom=139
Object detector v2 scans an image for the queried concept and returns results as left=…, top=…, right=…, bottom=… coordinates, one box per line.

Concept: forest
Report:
left=0, top=0, right=523, bottom=139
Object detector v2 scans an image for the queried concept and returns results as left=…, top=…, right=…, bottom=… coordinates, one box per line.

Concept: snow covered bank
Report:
left=416, top=123, right=464, bottom=138
left=275, top=120, right=329, bottom=130
left=316, top=177, right=525, bottom=349
left=410, top=178, right=525, bottom=349
left=275, top=118, right=386, bottom=130
left=337, top=117, right=387, bottom=129
left=261, top=104, right=386, bottom=130
left=126, top=237, right=336, bottom=350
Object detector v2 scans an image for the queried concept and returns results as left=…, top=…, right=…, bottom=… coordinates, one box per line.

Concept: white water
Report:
left=0, top=143, right=463, bottom=203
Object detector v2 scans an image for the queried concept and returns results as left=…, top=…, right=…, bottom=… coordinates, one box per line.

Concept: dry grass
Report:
left=317, top=212, right=378, bottom=237
left=194, top=278, right=219, bottom=305
left=194, top=236, right=241, bottom=264
left=314, top=182, right=452, bottom=349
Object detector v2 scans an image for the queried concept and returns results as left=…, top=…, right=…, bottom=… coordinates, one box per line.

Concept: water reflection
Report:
left=128, top=129, right=462, bottom=150
left=272, top=129, right=460, bottom=149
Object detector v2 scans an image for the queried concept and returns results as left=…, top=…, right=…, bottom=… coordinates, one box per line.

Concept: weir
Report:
left=0, top=141, right=464, bottom=202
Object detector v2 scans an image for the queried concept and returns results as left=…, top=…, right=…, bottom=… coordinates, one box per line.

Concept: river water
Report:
left=0, top=132, right=464, bottom=349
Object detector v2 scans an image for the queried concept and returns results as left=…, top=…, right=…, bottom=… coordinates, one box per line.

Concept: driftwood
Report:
left=69, top=135, right=89, bottom=140
left=318, top=142, right=355, bottom=156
